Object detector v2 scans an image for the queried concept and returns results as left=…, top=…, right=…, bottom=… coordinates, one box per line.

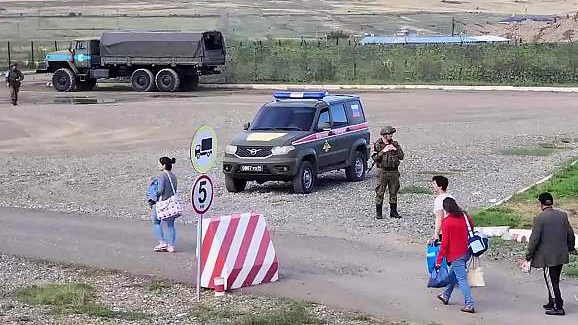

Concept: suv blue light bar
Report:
left=273, top=92, right=327, bottom=99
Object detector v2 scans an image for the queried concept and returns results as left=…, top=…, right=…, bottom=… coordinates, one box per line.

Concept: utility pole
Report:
left=451, top=17, right=455, bottom=36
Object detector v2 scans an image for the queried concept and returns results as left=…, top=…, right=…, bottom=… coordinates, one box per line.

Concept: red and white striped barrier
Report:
left=199, top=213, right=279, bottom=290
left=508, top=229, right=532, bottom=243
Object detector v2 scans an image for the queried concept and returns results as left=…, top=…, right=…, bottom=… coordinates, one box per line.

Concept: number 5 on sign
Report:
left=192, top=174, right=214, bottom=301
left=192, top=175, right=214, bottom=215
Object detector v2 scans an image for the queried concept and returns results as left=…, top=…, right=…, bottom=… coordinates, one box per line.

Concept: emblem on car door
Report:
left=323, top=140, right=332, bottom=153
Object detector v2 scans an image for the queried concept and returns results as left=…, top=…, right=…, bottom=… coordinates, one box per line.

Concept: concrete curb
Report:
left=475, top=226, right=510, bottom=237
left=202, top=83, right=578, bottom=93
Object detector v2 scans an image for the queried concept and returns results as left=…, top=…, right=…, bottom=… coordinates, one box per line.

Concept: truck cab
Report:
left=69, top=39, right=101, bottom=70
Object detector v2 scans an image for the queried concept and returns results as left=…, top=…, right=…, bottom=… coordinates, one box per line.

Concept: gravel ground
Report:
left=0, top=253, right=396, bottom=325
left=0, top=138, right=576, bottom=243
left=1, top=89, right=578, bottom=252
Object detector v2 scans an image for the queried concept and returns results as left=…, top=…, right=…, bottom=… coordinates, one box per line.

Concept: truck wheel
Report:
left=225, top=175, right=247, bottom=193
left=155, top=68, right=180, bottom=92
left=76, top=78, right=97, bottom=91
left=131, top=69, right=155, bottom=92
left=293, top=161, right=316, bottom=194
left=345, top=150, right=366, bottom=182
left=52, top=68, right=76, bottom=92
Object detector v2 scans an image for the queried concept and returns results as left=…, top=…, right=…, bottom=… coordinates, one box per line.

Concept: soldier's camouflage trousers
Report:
left=375, top=170, right=400, bottom=205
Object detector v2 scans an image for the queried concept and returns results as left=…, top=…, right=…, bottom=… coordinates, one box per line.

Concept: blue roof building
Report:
left=360, top=35, right=509, bottom=45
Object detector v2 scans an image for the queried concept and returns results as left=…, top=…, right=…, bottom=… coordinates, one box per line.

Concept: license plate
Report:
left=240, top=165, right=264, bottom=172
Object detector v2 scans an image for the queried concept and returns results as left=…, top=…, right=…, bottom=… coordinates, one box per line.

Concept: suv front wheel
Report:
left=293, top=161, right=316, bottom=194
left=225, top=175, right=247, bottom=193
left=345, top=150, right=366, bottom=182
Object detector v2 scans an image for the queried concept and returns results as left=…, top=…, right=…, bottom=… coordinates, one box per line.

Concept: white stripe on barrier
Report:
left=232, top=216, right=267, bottom=289
left=201, top=216, right=231, bottom=285
left=222, top=213, right=251, bottom=288
left=254, top=240, right=276, bottom=286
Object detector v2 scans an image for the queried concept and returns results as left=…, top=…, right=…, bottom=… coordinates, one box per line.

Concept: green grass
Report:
left=500, top=146, right=555, bottom=157
left=515, top=162, right=578, bottom=201
left=564, top=255, right=578, bottom=279
left=399, top=185, right=432, bottom=195
left=471, top=207, right=529, bottom=228
left=472, top=159, right=578, bottom=229
left=148, top=280, right=171, bottom=294
left=349, top=313, right=374, bottom=322
left=189, top=303, right=242, bottom=323
left=16, top=283, right=148, bottom=320
left=189, top=301, right=323, bottom=325
left=239, top=302, right=323, bottom=325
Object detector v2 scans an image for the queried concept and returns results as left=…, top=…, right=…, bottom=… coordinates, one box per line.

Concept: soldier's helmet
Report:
left=380, top=125, right=396, bottom=135
left=10, top=62, right=17, bottom=68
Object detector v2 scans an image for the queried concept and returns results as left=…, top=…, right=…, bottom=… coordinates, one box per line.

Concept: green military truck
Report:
left=36, top=30, right=225, bottom=92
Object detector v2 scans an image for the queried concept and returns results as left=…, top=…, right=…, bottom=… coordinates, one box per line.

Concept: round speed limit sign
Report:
left=191, top=174, right=214, bottom=215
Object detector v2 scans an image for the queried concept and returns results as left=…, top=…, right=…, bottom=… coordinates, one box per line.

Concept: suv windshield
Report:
left=251, top=106, right=315, bottom=131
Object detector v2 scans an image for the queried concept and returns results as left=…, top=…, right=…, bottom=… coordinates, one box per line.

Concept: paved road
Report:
left=1, top=207, right=576, bottom=325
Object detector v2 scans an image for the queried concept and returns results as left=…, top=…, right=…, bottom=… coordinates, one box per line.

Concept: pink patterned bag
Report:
left=155, top=171, right=182, bottom=220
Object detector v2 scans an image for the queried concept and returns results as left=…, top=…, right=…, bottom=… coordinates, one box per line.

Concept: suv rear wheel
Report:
left=293, top=161, right=316, bottom=194
left=225, top=175, right=247, bottom=193
left=345, top=150, right=366, bottom=182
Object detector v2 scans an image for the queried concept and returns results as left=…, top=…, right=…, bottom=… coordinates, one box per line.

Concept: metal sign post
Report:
left=196, top=211, right=203, bottom=301
left=192, top=174, right=214, bottom=301
left=190, top=125, right=218, bottom=302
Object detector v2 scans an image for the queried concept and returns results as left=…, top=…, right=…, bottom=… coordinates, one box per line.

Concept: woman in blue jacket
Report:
left=148, top=157, right=178, bottom=252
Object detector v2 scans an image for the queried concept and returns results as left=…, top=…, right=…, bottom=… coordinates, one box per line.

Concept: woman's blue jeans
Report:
left=151, top=207, right=176, bottom=246
left=443, top=252, right=475, bottom=308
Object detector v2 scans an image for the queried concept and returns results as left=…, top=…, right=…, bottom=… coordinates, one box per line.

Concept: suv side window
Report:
left=346, top=100, right=366, bottom=124
left=317, top=108, right=330, bottom=130
left=329, top=103, right=349, bottom=128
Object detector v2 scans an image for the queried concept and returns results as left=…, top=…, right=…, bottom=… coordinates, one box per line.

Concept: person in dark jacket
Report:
left=5, top=62, right=24, bottom=106
left=526, top=192, right=576, bottom=316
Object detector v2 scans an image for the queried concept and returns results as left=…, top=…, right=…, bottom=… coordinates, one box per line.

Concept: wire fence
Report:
left=0, top=40, right=71, bottom=70
left=5, top=39, right=578, bottom=86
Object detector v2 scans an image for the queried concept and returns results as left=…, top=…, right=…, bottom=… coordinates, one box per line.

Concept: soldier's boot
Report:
left=375, top=204, right=383, bottom=219
left=390, top=203, right=401, bottom=219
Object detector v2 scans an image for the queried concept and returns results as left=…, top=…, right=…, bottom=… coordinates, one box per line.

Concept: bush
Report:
left=326, top=30, right=350, bottom=40
left=223, top=43, right=578, bottom=86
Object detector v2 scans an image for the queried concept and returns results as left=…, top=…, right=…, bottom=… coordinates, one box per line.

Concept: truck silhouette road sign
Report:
left=195, top=138, right=213, bottom=159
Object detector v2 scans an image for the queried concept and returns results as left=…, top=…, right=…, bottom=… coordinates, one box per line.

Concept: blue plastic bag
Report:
left=427, top=265, right=452, bottom=288
left=426, top=243, right=448, bottom=274
left=146, top=178, right=158, bottom=205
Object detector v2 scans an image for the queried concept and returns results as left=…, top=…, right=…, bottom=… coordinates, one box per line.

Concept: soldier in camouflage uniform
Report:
left=372, top=126, right=404, bottom=219
left=5, top=62, right=23, bottom=106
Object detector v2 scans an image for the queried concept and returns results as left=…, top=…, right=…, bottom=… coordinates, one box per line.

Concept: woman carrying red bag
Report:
left=435, top=197, right=476, bottom=313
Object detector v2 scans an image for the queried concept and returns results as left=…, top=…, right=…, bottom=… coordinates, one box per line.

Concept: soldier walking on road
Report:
left=5, top=62, right=24, bottom=106
left=372, top=126, right=404, bottom=219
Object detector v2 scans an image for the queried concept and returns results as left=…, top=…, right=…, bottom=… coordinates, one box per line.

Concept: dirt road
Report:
left=1, top=207, right=577, bottom=325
